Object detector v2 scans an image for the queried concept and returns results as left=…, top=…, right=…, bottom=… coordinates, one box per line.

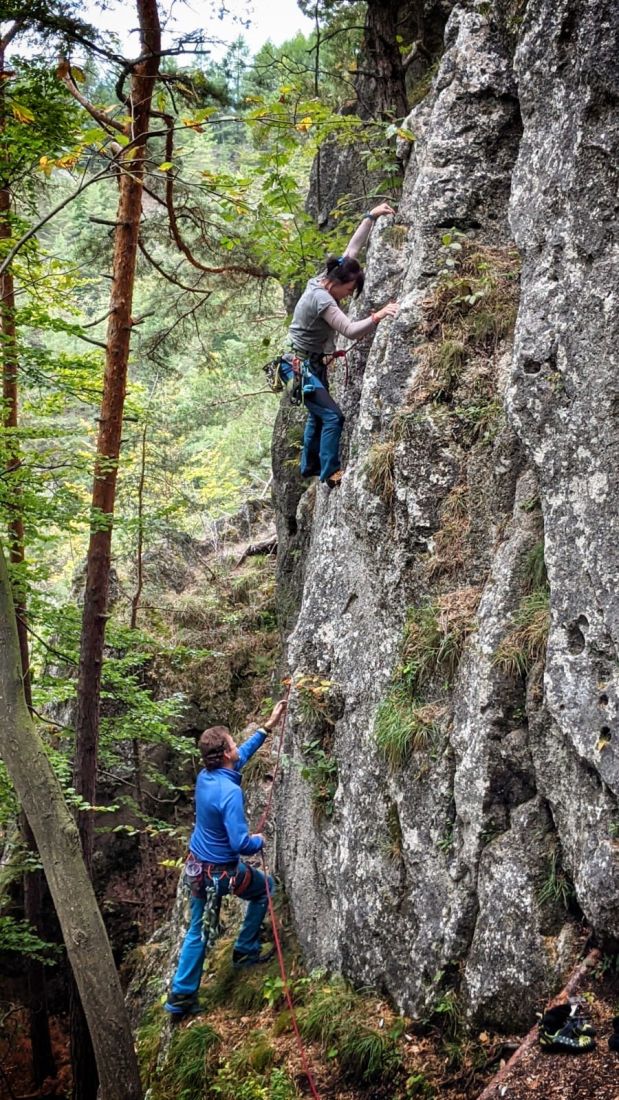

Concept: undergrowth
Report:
left=298, top=976, right=402, bottom=1086
left=375, top=589, right=479, bottom=769
left=494, top=588, right=550, bottom=676
left=295, top=675, right=341, bottom=819
left=366, top=439, right=396, bottom=506
left=150, top=551, right=280, bottom=731
left=148, top=1021, right=221, bottom=1100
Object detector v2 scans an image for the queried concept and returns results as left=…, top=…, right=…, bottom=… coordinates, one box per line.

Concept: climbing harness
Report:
left=184, top=857, right=253, bottom=949
left=262, top=348, right=353, bottom=409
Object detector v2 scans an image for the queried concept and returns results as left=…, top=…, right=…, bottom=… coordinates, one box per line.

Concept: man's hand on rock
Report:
left=263, top=699, right=287, bottom=732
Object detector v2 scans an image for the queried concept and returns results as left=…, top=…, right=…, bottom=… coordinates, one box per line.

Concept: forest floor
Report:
left=128, top=909, right=619, bottom=1100
left=478, top=964, right=619, bottom=1100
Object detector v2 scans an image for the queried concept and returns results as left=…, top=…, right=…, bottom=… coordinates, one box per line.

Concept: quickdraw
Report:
left=200, top=881, right=221, bottom=950
left=262, top=353, right=302, bottom=404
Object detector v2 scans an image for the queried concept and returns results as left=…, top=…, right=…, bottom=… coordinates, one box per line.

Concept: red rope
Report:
left=256, top=688, right=290, bottom=833
left=253, top=690, right=323, bottom=1100
left=261, top=851, right=322, bottom=1100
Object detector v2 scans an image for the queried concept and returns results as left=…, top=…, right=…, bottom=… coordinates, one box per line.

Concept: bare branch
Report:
left=61, top=69, right=126, bottom=134
left=137, top=238, right=211, bottom=294
left=157, top=110, right=273, bottom=279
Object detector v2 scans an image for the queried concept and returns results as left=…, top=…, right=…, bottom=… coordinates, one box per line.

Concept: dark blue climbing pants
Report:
left=301, top=385, right=345, bottom=482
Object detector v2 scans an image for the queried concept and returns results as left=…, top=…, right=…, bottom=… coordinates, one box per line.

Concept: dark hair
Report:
left=199, top=725, right=229, bottom=770
left=325, top=255, right=364, bottom=297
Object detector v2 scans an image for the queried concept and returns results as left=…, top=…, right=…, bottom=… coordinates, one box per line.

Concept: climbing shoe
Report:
left=608, top=1016, right=619, bottom=1052
left=326, top=469, right=343, bottom=489
left=538, top=1003, right=596, bottom=1053
left=164, top=991, right=203, bottom=1017
left=232, top=946, right=276, bottom=968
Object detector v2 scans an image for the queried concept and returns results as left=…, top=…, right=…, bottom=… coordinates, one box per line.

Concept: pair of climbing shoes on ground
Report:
left=538, top=1001, right=595, bottom=1053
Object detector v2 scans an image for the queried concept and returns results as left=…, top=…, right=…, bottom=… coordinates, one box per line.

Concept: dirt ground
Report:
left=470, top=965, right=619, bottom=1100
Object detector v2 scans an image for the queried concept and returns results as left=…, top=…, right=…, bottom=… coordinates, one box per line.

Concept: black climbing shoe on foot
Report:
left=538, top=1003, right=596, bottom=1053
left=326, top=469, right=343, bottom=489
left=609, top=1016, right=619, bottom=1052
left=232, top=946, right=276, bottom=968
left=164, top=991, right=203, bottom=1017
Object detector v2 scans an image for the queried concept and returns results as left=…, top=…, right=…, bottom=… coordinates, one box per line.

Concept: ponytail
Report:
left=324, top=255, right=364, bottom=297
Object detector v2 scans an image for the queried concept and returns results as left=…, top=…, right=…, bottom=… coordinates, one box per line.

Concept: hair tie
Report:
left=337, top=256, right=345, bottom=265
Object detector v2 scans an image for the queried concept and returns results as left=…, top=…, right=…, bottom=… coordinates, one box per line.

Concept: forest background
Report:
left=0, top=1, right=407, bottom=1096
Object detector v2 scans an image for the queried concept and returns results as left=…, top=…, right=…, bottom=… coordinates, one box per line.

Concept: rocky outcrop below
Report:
left=273, top=0, right=619, bottom=1031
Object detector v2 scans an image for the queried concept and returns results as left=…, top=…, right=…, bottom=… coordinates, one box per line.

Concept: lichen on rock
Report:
left=272, top=0, right=619, bottom=1033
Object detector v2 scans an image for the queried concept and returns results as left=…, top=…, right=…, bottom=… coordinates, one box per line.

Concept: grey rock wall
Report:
left=273, top=0, right=619, bottom=1031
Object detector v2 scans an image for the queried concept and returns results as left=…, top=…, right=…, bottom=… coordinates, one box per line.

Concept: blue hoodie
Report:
left=189, top=729, right=266, bottom=863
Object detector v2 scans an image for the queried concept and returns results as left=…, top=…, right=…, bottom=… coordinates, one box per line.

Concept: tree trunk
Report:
left=355, top=0, right=408, bottom=120
left=74, top=0, right=161, bottom=865
left=22, top=843, right=57, bottom=1087
left=0, top=545, right=143, bottom=1100
left=1, top=36, right=56, bottom=1089
left=70, top=5, right=160, bottom=1093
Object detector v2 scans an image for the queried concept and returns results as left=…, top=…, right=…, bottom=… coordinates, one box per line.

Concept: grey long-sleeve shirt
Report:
left=287, top=218, right=377, bottom=356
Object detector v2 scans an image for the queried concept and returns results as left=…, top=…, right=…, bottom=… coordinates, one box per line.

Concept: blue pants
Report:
left=301, top=384, right=345, bottom=482
left=171, top=862, right=275, bottom=996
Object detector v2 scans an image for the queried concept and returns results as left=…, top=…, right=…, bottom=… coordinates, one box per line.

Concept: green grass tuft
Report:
left=538, top=847, right=575, bottom=911
left=525, top=539, right=548, bottom=592
left=164, top=1021, right=221, bottom=1100
left=375, top=691, right=442, bottom=769
left=299, top=977, right=401, bottom=1087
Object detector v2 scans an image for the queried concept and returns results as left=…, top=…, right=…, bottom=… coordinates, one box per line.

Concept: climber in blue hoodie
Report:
left=165, top=699, right=286, bottom=1017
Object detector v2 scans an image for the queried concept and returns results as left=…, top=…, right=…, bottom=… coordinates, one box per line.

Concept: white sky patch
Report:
left=78, top=0, right=314, bottom=60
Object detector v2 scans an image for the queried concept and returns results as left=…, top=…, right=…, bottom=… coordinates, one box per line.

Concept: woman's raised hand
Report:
left=370, top=202, right=396, bottom=219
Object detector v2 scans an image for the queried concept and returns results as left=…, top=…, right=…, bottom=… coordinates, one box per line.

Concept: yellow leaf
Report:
left=181, top=117, right=205, bottom=132
left=12, top=102, right=35, bottom=124
left=39, top=156, right=53, bottom=177
left=158, top=161, right=174, bottom=171
left=295, top=116, right=313, bottom=133
left=71, top=65, right=86, bottom=83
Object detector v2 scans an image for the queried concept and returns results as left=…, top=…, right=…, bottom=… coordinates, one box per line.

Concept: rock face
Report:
left=273, top=0, right=619, bottom=1031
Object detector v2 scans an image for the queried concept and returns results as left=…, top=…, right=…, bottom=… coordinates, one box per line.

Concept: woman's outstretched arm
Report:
left=324, top=300, right=399, bottom=340
left=344, top=202, right=396, bottom=259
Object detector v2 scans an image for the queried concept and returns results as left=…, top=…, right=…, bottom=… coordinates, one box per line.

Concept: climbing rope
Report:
left=261, top=852, right=322, bottom=1100
left=256, top=685, right=290, bottom=833
left=255, top=690, right=323, bottom=1100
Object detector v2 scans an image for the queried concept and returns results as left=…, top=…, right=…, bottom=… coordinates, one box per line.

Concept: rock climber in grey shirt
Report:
left=288, top=202, right=399, bottom=486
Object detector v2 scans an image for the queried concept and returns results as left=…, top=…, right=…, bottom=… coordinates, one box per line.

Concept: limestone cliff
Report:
left=273, top=0, right=619, bottom=1031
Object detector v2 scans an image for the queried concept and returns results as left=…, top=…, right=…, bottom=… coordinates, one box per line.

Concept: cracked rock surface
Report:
left=273, top=0, right=619, bottom=1030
